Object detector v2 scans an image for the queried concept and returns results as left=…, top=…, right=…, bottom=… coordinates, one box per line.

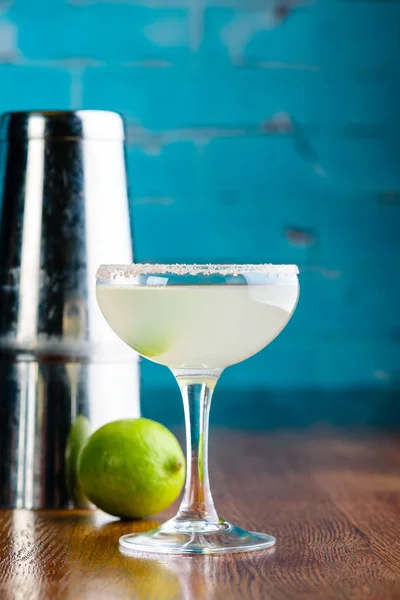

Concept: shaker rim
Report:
left=0, top=110, right=126, bottom=141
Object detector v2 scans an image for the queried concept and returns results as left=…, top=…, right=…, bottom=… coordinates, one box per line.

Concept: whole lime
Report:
left=79, top=418, right=185, bottom=519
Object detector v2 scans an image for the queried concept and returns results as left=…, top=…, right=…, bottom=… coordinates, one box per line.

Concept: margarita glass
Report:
left=96, top=263, right=299, bottom=555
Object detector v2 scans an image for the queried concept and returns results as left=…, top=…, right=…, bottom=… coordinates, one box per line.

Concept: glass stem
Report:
left=173, top=372, right=220, bottom=524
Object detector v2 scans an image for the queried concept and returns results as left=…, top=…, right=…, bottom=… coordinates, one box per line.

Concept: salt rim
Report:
left=96, top=263, right=299, bottom=280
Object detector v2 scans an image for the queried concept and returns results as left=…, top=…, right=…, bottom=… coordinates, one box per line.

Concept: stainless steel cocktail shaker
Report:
left=0, top=110, right=140, bottom=509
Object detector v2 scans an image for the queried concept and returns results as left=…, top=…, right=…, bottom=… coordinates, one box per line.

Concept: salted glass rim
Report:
left=96, top=263, right=299, bottom=281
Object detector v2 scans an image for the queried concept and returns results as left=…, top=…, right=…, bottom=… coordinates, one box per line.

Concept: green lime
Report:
left=79, top=418, right=185, bottom=519
left=130, top=337, right=170, bottom=358
left=127, top=328, right=172, bottom=358
left=65, top=415, right=91, bottom=508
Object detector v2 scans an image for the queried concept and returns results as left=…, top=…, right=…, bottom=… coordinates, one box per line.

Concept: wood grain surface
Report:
left=1, top=428, right=400, bottom=600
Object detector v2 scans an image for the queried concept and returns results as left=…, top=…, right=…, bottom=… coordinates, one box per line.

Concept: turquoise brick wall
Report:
left=0, top=0, right=399, bottom=424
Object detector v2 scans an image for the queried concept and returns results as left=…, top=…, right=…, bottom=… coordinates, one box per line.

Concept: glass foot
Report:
left=119, top=518, right=276, bottom=555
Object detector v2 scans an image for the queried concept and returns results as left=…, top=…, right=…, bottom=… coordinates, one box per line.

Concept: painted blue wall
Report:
left=0, top=0, right=399, bottom=424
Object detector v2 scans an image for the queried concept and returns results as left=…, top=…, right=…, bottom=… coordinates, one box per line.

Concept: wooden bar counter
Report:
left=1, top=428, right=400, bottom=599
